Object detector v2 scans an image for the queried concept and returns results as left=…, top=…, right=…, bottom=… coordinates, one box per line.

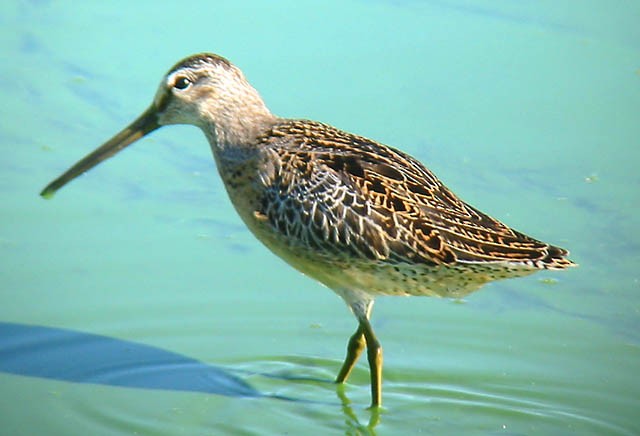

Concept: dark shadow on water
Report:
left=0, top=321, right=383, bottom=424
left=0, top=322, right=262, bottom=398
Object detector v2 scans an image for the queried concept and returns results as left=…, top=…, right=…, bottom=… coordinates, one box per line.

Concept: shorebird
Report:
left=41, top=53, right=575, bottom=407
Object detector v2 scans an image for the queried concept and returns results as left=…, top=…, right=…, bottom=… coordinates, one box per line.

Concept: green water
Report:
left=2, top=1, right=639, bottom=434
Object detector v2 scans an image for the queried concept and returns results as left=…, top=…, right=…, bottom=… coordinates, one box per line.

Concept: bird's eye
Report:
left=173, top=76, right=191, bottom=90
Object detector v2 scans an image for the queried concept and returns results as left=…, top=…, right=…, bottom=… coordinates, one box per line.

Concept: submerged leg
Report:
left=335, top=300, right=383, bottom=407
left=335, top=324, right=366, bottom=383
left=360, top=316, right=383, bottom=407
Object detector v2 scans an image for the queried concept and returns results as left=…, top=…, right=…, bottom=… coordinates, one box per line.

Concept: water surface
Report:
left=1, top=1, right=639, bottom=434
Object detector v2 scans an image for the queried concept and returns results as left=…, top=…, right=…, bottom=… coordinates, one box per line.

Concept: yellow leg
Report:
left=335, top=316, right=383, bottom=407
left=336, top=324, right=366, bottom=383
left=360, top=317, right=383, bottom=408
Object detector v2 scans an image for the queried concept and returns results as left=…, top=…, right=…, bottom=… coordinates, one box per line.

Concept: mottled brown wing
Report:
left=258, top=147, right=404, bottom=262
left=258, top=120, right=573, bottom=269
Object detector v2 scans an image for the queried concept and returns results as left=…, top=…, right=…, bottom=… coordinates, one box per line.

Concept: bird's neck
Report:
left=202, top=96, right=276, bottom=147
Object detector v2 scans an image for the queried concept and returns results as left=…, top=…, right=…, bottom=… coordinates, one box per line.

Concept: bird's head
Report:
left=40, top=53, right=271, bottom=198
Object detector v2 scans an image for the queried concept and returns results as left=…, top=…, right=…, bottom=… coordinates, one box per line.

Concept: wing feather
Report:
left=255, top=120, right=573, bottom=269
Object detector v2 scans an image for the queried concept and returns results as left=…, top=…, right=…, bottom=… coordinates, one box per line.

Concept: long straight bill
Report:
left=40, top=106, right=160, bottom=198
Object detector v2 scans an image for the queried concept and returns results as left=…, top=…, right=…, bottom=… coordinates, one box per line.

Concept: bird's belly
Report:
left=237, top=203, right=535, bottom=299
left=221, top=178, right=536, bottom=301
